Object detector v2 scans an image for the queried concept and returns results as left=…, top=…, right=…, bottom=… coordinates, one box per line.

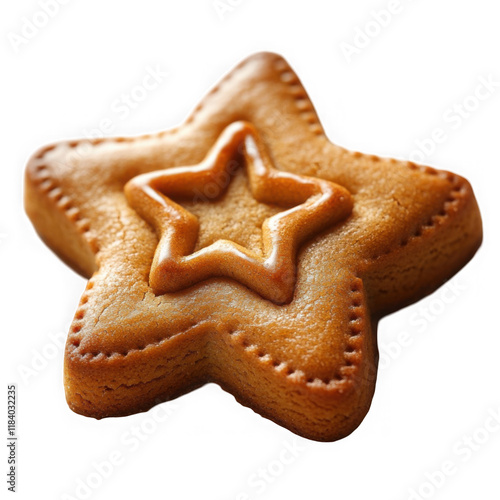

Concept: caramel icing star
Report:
left=125, top=121, right=352, bottom=304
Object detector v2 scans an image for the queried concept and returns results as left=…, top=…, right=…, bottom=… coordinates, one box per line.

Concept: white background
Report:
left=1, top=1, right=499, bottom=499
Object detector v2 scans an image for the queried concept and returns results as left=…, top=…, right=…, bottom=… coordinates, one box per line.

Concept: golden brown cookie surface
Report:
left=24, top=52, right=482, bottom=441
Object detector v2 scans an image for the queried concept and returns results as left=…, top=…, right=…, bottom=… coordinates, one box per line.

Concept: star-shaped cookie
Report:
left=25, top=52, right=482, bottom=441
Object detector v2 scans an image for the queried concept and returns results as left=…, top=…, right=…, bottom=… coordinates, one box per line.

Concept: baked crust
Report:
left=24, top=52, right=482, bottom=441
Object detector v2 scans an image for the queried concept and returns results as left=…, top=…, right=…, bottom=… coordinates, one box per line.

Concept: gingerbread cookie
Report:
left=24, top=52, right=482, bottom=441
